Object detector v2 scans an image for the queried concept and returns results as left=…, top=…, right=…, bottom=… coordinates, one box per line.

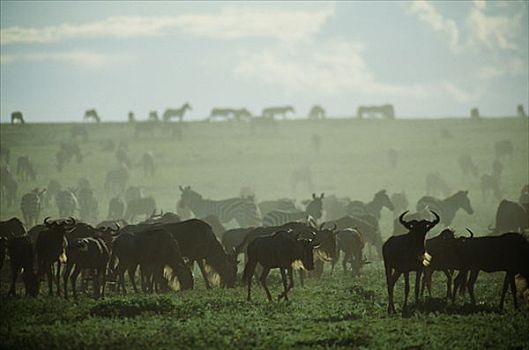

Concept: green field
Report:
left=1, top=118, right=529, bottom=349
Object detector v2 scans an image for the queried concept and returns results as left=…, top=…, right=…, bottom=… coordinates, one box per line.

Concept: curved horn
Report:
left=66, top=217, right=76, bottom=225
left=44, top=216, right=52, bottom=226
left=113, top=221, right=120, bottom=231
left=465, top=228, right=474, bottom=238
left=319, top=222, right=326, bottom=231
left=429, top=210, right=440, bottom=226
left=399, top=211, right=409, bottom=225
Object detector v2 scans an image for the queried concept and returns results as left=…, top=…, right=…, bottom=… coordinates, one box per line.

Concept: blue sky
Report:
left=1, top=1, right=528, bottom=122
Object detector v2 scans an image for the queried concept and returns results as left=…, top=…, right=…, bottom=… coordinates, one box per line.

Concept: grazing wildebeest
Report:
left=0, top=217, right=26, bottom=238
left=104, top=165, right=130, bottom=194
left=348, top=189, right=394, bottom=220
left=125, top=196, right=156, bottom=223
left=84, top=109, right=100, bottom=123
left=209, top=108, right=251, bottom=121
left=332, top=214, right=383, bottom=259
left=332, top=228, right=367, bottom=276
left=16, top=156, right=36, bottom=181
left=383, top=211, right=440, bottom=314
left=416, top=190, right=473, bottom=226
left=470, top=107, right=480, bottom=120
left=0, top=166, right=18, bottom=207
left=163, top=103, right=192, bottom=122
left=356, top=104, right=395, bottom=119
left=452, top=232, right=529, bottom=309
left=457, top=154, right=478, bottom=178
left=141, top=152, right=155, bottom=177
left=258, top=198, right=298, bottom=216
left=179, top=186, right=261, bottom=227
left=63, top=237, right=110, bottom=299
left=517, top=104, right=527, bottom=118
left=11, top=111, right=25, bottom=124
left=108, top=196, right=125, bottom=219
left=221, top=227, right=255, bottom=257
left=494, top=140, right=513, bottom=161
left=201, top=215, right=226, bottom=239
left=7, top=235, right=39, bottom=297
left=263, top=193, right=324, bottom=227
left=20, top=188, right=46, bottom=227
left=36, top=217, right=75, bottom=296
left=489, top=200, right=528, bottom=235
left=262, top=106, right=295, bottom=120
left=55, top=189, right=79, bottom=217
left=243, top=229, right=319, bottom=301
left=425, top=172, right=451, bottom=197
left=290, top=165, right=314, bottom=196
left=148, top=111, right=159, bottom=122
left=78, top=187, right=98, bottom=223
left=307, top=105, right=326, bottom=120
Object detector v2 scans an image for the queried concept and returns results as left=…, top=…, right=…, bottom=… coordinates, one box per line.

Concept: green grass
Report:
left=1, top=117, right=529, bottom=349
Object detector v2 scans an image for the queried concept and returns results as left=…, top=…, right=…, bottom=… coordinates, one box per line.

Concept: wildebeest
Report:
left=517, top=104, right=527, bottom=118
left=221, top=227, right=256, bottom=257
left=16, top=156, right=36, bottom=181
left=7, top=235, right=39, bottom=296
left=356, top=104, right=395, bottom=119
left=457, top=154, right=478, bottom=178
left=494, top=140, right=513, bottom=161
left=416, top=190, right=473, bottom=226
left=55, top=188, right=79, bottom=217
left=0, top=217, right=26, bottom=238
left=307, top=105, right=326, bottom=120
left=104, top=165, right=130, bottom=194
left=489, top=200, right=528, bottom=235
left=425, top=172, right=451, bottom=197
left=20, top=188, right=46, bottom=227
left=242, top=230, right=319, bottom=301
left=201, top=215, right=226, bottom=239
left=44, top=179, right=61, bottom=207
left=141, top=152, right=155, bottom=177
left=383, top=211, right=439, bottom=314
left=332, top=215, right=383, bottom=259
left=0, top=166, right=17, bottom=207
left=480, top=160, right=503, bottom=201
left=452, top=232, right=529, bottom=309
left=78, top=187, right=99, bottom=223
left=63, top=237, right=110, bottom=299
left=209, top=108, right=251, bottom=121
left=348, top=189, right=394, bottom=220
left=115, top=147, right=132, bottom=168
left=36, top=217, right=75, bottom=296
left=163, top=103, right=192, bottom=122
left=470, top=107, right=480, bottom=120
left=125, top=196, right=156, bottom=223
left=84, top=108, right=100, bottom=123
left=108, top=196, right=125, bottom=219
left=11, top=111, right=25, bottom=124
left=262, top=106, right=295, bottom=120
left=148, top=111, right=159, bottom=122
left=142, top=211, right=181, bottom=225
left=263, top=193, right=324, bottom=227
left=332, top=228, right=367, bottom=276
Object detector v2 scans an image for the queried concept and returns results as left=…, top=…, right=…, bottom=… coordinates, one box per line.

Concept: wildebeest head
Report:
left=297, top=238, right=320, bottom=271
left=314, top=222, right=338, bottom=261
left=456, top=190, right=473, bottom=215
left=399, top=210, right=440, bottom=234
left=179, top=186, right=201, bottom=209
left=375, top=189, right=394, bottom=211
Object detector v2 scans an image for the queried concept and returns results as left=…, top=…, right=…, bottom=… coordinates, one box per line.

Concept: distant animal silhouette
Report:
left=356, top=104, right=394, bottom=119
left=16, top=156, right=36, bottom=182
left=148, top=111, right=159, bottom=122
left=128, top=111, right=135, bottom=123
left=262, top=106, right=295, bottom=120
left=84, top=109, right=100, bottom=123
left=494, top=140, right=513, bottom=161
left=425, top=172, right=451, bottom=197
left=481, top=160, right=503, bottom=201
left=11, top=111, right=25, bottom=124
left=209, top=108, right=252, bottom=121
left=163, top=103, right=192, bottom=122
left=517, top=104, right=527, bottom=118
left=470, top=107, right=480, bottom=120
left=307, top=105, right=326, bottom=120
left=416, top=190, right=473, bottom=226
left=457, top=154, right=478, bottom=178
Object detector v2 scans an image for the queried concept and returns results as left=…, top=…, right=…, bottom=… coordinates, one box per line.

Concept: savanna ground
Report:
left=1, top=117, right=529, bottom=349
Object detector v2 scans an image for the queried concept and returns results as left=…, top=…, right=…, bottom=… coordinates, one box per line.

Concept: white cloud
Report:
left=233, top=40, right=431, bottom=98
left=442, top=82, right=480, bottom=102
left=408, top=0, right=460, bottom=52
left=0, top=8, right=334, bottom=46
left=0, top=51, right=128, bottom=67
left=478, top=57, right=527, bottom=80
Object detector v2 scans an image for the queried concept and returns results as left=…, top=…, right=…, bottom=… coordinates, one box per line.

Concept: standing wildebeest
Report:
left=243, top=230, right=319, bottom=301
left=262, top=106, right=295, bottom=120
left=494, top=140, right=513, bottom=161
left=470, top=107, right=480, bottom=120
left=36, top=217, right=75, bottom=296
left=290, top=165, right=314, bottom=196
left=44, top=179, right=61, bottom=207
left=489, top=200, right=528, bottom=235
left=148, top=111, right=159, bottom=122
left=0, top=217, right=26, bottom=238
left=8, top=235, right=39, bottom=296
left=348, top=189, right=394, bottom=220
left=179, top=186, right=261, bottom=227
left=425, top=172, right=451, bottom=197
left=517, top=104, right=527, bottom=118
left=78, top=187, right=99, bottom=223
left=453, top=232, right=529, bottom=309
left=332, top=214, right=383, bottom=259
left=55, top=188, right=79, bottom=217
left=416, top=190, right=473, bottom=226
left=128, top=111, right=135, bottom=122
left=480, top=159, right=503, bottom=201
left=63, top=237, right=110, bottom=299
left=163, top=103, right=192, bottom=122
left=356, top=104, right=395, bottom=119
left=84, top=109, right=100, bottom=123
left=263, top=193, right=323, bottom=227
left=104, top=165, right=130, bottom=194
left=457, top=154, right=479, bottom=178
left=108, top=196, right=125, bottom=219
left=307, top=105, right=326, bottom=120
left=0, top=166, right=18, bottom=207
left=20, top=188, right=46, bottom=227
left=11, top=111, right=25, bottom=124
left=332, top=228, right=367, bottom=276
left=16, top=156, right=36, bottom=181
left=141, top=152, right=155, bottom=177
left=383, top=211, right=440, bottom=314
left=125, top=196, right=156, bottom=223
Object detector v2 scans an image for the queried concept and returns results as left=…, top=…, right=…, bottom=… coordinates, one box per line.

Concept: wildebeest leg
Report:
left=47, top=265, right=53, bottom=296
left=444, top=270, right=453, bottom=299
left=128, top=265, right=138, bottom=293
left=259, top=267, right=272, bottom=301
left=56, top=262, right=61, bottom=296
left=385, top=266, right=400, bottom=314
left=508, top=273, right=518, bottom=309
left=414, top=270, right=422, bottom=304
left=278, top=268, right=289, bottom=301
left=342, top=252, right=350, bottom=273
left=298, top=270, right=304, bottom=287
left=94, top=268, right=102, bottom=299
left=8, top=265, right=19, bottom=296
left=331, top=250, right=339, bottom=274
left=197, top=259, right=212, bottom=289
left=245, top=260, right=257, bottom=301
left=403, top=272, right=410, bottom=312
left=467, top=270, right=479, bottom=305
left=500, top=273, right=509, bottom=309
left=63, top=263, right=73, bottom=299
left=420, top=269, right=430, bottom=298
left=71, top=265, right=82, bottom=300
left=100, top=267, right=106, bottom=299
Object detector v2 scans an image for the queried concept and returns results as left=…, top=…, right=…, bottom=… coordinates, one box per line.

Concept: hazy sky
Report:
left=1, top=1, right=528, bottom=122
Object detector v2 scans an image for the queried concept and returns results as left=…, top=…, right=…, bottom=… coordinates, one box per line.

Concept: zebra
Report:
left=108, top=196, right=125, bottom=219
left=56, top=189, right=79, bottom=218
left=179, top=186, right=261, bottom=227
left=104, top=165, right=130, bottom=195
left=21, top=188, right=46, bottom=227
left=78, top=187, right=99, bottom=223
left=263, top=193, right=324, bottom=227
left=163, top=103, right=192, bottom=122
left=262, top=106, right=295, bottom=120
left=416, top=190, right=473, bottom=226
left=307, top=105, right=326, bottom=120
left=16, top=156, right=36, bottom=181
left=348, top=189, right=394, bottom=221
left=356, top=104, right=395, bottom=119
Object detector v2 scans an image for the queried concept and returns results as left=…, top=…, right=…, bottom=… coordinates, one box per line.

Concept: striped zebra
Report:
left=21, top=188, right=46, bottom=226
left=348, top=189, right=394, bottom=220
left=179, top=186, right=261, bottom=227
left=56, top=189, right=79, bottom=218
left=263, top=193, right=324, bottom=227
left=416, top=190, right=473, bottom=226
